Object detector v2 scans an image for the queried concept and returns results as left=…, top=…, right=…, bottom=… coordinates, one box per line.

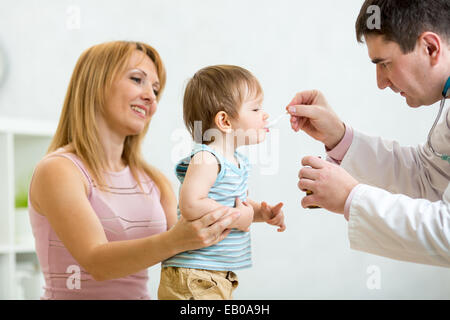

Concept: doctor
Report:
left=287, top=0, right=450, bottom=267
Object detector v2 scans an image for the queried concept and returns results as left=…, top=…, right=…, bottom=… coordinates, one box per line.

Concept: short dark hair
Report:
left=355, top=0, right=450, bottom=53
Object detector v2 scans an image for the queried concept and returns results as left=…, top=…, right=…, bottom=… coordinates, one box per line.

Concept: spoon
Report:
left=265, top=112, right=289, bottom=129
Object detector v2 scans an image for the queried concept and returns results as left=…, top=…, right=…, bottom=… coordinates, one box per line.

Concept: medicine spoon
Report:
left=265, top=112, right=289, bottom=129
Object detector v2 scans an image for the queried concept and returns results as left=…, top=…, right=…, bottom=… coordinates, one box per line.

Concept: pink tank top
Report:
left=29, top=151, right=167, bottom=299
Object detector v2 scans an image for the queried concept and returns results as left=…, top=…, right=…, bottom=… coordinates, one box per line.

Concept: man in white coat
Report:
left=287, top=0, right=450, bottom=267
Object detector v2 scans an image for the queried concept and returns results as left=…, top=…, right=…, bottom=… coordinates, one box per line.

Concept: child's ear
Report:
left=214, top=111, right=233, bottom=133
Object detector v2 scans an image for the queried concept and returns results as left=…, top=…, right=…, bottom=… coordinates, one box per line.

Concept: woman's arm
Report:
left=179, top=151, right=253, bottom=231
left=30, top=156, right=240, bottom=281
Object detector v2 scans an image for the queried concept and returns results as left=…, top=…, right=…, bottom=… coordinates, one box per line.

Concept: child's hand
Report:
left=260, top=201, right=286, bottom=232
left=234, top=198, right=254, bottom=232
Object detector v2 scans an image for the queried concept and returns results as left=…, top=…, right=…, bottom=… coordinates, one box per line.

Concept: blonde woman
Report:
left=28, top=41, right=240, bottom=300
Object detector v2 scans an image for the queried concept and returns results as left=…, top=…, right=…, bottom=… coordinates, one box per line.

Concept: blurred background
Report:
left=0, top=0, right=449, bottom=299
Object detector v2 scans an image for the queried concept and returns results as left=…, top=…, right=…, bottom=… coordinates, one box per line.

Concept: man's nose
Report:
left=376, top=65, right=391, bottom=90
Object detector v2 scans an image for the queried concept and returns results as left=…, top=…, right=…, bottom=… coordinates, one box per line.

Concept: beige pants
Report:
left=158, top=267, right=239, bottom=300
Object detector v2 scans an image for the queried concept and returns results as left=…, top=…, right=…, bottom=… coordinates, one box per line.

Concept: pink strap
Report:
left=49, top=152, right=94, bottom=198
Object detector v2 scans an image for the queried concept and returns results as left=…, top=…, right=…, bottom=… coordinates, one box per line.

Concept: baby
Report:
left=159, top=65, right=285, bottom=300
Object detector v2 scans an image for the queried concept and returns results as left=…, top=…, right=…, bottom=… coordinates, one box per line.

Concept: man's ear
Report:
left=419, top=32, right=442, bottom=66
left=214, top=111, right=233, bottom=133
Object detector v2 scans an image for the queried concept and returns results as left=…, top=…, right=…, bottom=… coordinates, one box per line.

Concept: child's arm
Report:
left=247, top=198, right=286, bottom=232
left=179, top=151, right=254, bottom=231
left=247, top=199, right=263, bottom=222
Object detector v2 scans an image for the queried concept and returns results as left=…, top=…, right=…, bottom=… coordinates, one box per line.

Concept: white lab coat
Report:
left=341, top=106, right=450, bottom=267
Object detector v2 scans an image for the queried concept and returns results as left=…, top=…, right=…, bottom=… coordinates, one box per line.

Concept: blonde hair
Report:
left=183, top=65, right=263, bottom=144
left=48, top=40, right=172, bottom=199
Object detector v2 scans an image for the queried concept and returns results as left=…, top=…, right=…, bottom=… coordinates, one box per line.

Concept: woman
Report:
left=28, top=41, right=240, bottom=299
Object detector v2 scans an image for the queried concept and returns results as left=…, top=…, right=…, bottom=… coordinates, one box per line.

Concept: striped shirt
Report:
left=162, top=143, right=252, bottom=271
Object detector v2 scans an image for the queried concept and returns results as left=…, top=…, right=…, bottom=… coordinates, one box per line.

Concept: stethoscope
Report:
left=427, top=76, right=450, bottom=164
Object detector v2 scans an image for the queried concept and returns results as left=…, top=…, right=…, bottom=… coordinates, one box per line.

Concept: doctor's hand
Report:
left=286, top=90, right=346, bottom=150
left=298, top=156, right=358, bottom=214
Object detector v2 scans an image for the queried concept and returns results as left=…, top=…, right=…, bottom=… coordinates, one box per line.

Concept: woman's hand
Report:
left=286, top=90, right=345, bottom=150
left=298, top=156, right=358, bottom=214
left=168, top=206, right=241, bottom=252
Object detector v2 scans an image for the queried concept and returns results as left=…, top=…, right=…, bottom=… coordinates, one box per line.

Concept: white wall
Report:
left=1, top=0, right=449, bottom=299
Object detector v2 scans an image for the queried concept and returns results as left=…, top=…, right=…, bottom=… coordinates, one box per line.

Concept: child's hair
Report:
left=183, top=65, right=263, bottom=144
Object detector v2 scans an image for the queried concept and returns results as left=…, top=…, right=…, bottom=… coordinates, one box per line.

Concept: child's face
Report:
left=229, top=94, right=269, bottom=146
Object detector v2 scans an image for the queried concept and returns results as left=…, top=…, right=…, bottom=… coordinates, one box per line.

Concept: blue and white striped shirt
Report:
left=162, top=143, right=252, bottom=271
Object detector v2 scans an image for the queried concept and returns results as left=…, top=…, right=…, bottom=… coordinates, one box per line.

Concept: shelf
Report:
left=0, top=245, right=34, bottom=254
left=14, top=244, right=36, bottom=254
left=0, top=116, right=55, bottom=136
left=0, top=245, right=12, bottom=254
left=0, top=117, right=55, bottom=299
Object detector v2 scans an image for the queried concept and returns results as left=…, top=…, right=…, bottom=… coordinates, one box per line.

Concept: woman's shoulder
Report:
left=36, top=146, right=83, bottom=177
left=31, top=148, right=91, bottom=203
left=35, top=153, right=79, bottom=177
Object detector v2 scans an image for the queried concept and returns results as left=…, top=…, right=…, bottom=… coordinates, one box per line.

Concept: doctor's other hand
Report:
left=298, top=156, right=358, bottom=214
left=286, top=90, right=346, bottom=150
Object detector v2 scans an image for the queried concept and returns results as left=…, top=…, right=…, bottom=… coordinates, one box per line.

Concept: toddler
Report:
left=159, top=65, right=285, bottom=300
